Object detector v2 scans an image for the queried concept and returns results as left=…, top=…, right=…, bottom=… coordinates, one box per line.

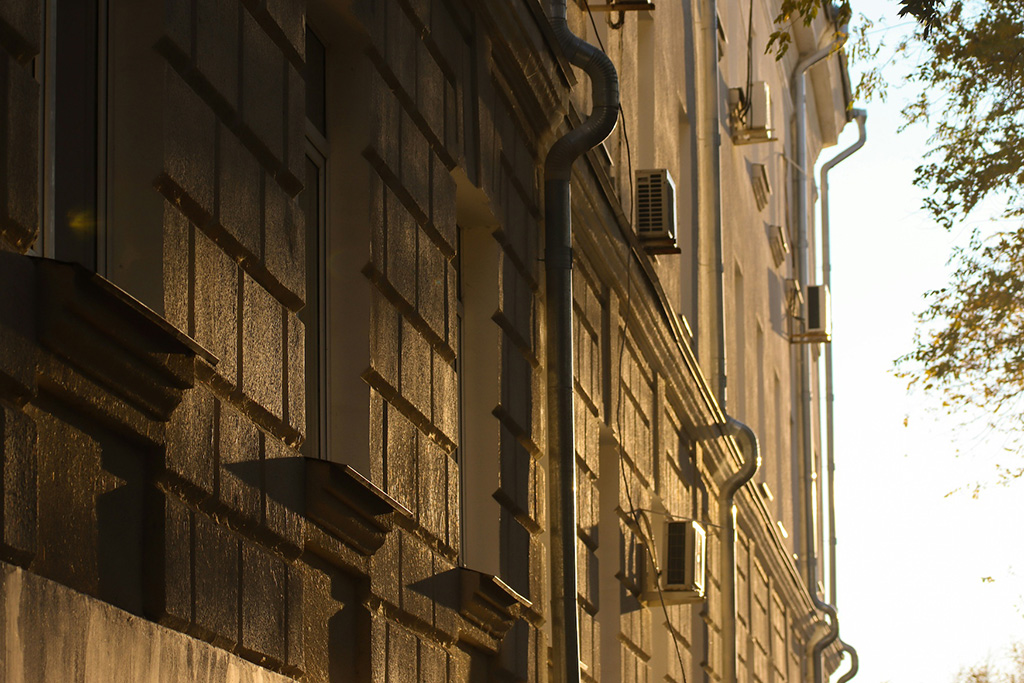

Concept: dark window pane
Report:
left=53, top=0, right=99, bottom=269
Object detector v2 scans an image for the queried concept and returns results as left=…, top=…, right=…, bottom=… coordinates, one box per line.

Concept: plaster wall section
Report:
left=556, top=0, right=852, bottom=681
left=712, top=0, right=847, bottom=588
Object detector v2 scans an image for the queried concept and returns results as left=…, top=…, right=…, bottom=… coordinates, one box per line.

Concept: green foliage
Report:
left=857, top=0, right=1024, bottom=459
left=897, top=0, right=946, bottom=36
left=909, top=0, right=1024, bottom=228
left=766, top=0, right=851, bottom=59
left=897, top=229, right=1024, bottom=428
left=952, top=644, right=1024, bottom=683
left=769, top=2, right=1024, bottom=463
left=825, top=1, right=1023, bottom=228
left=848, top=13, right=901, bottom=103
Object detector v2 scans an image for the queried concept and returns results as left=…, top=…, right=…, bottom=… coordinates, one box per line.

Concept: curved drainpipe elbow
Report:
left=836, top=639, right=860, bottom=683
left=545, top=4, right=620, bottom=183
left=810, top=589, right=839, bottom=683
left=544, top=3, right=619, bottom=683
left=793, top=25, right=848, bottom=683
left=720, top=416, right=761, bottom=683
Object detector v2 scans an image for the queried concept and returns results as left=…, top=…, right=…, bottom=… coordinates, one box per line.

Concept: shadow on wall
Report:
left=224, top=456, right=306, bottom=518
left=767, top=267, right=785, bottom=337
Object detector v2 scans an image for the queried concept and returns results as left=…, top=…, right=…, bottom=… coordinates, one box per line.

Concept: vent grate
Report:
left=808, top=285, right=821, bottom=330
left=635, top=169, right=678, bottom=253
left=769, top=224, right=789, bottom=268
left=666, top=522, right=687, bottom=585
left=751, top=163, right=771, bottom=212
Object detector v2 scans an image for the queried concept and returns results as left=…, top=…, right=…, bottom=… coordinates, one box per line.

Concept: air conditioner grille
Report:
left=666, top=522, right=687, bottom=585
left=793, top=284, right=831, bottom=343
left=642, top=519, right=707, bottom=605
left=769, top=224, right=789, bottom=268
left=635, top=169, right=679, bottom=254
left=808, top=286, right=822, bottom=330
left=636, top=173, right=668, bottom=234
left=751, top=163, right=771, bottom=212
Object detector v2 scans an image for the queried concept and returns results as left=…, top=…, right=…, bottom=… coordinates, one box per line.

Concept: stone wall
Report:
left=0, top=561, right=296, bottom=682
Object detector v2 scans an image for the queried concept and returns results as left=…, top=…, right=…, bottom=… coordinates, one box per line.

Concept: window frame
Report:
left=301, top=24, right=329, bottom=460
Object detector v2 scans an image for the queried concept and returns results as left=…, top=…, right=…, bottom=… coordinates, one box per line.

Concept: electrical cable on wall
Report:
left=583, top=6, right=691, bottom=681
left=744, top=0, right=755, bottom=116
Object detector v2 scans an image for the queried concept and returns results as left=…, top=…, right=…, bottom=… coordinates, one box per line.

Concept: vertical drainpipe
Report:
left=544, top=3, right=619, bottom=682
left=821, top=109, right=867, bottom=680
left=822, top=110, right=866, bottom=604
left=793, top=27, right=846, bottom=683
left=708, top=0, right=728, bottom=412
left=721, top=417, right=762, bottom=683
left=700, top=0, right=744, bottom=672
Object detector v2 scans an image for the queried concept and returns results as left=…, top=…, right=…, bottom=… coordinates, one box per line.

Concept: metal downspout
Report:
left=793, top=28, right=847, bottom=683
left=721, top=417, right=762, bottom=683
left=544, top=3, right=619, bottom=682
left=710, top=0, right=727, bottom=411
left=821, top=109, right=867, bottom=680
left=703, top=0, right=745, bottom=670
left=822, top=109, right=866, bottom=604
left=836, top=641, right=860, bottom=682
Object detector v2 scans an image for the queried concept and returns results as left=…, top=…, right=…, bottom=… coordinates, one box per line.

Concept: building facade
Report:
left=0, top=0, right=855, bottom=680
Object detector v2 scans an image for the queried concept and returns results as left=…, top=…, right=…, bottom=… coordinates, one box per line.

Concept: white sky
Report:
left=825, top=2, right=1024, bottom=680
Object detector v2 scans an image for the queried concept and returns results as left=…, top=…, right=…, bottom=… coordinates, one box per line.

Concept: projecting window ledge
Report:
left=0, top=252, right=218, bottom=424
left=458, top=568, right=533, bottom=646
left=305, top=459, right=414, bottom=557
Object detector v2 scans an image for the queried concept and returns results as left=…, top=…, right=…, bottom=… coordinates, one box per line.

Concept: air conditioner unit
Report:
left=635, top=169, right=680, bottom=254
left=806, top=284, right=832, bottom=341
left=732, top=81, right=776, bottom=145
left=641, top=520, right=707, bottom=606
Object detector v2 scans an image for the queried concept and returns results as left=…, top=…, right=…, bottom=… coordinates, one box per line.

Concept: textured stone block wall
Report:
left=738, top=532, right=751, bottom=680
left=573, top=257, right=603, bottom=681
left=350, top=0, right=547, bottom=680
left=751, top=559, right=771, bottom=682
left=360, top=0, right=462, bottom=544
left=771, top=588, right=792, bottom=680
left=570, top=249, right=716, bottom=683
left=0, top=0, right=308, bottom=674
left=356, top=7, right=470, bottom=680
left=150, top=0, right=308, bottom=675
